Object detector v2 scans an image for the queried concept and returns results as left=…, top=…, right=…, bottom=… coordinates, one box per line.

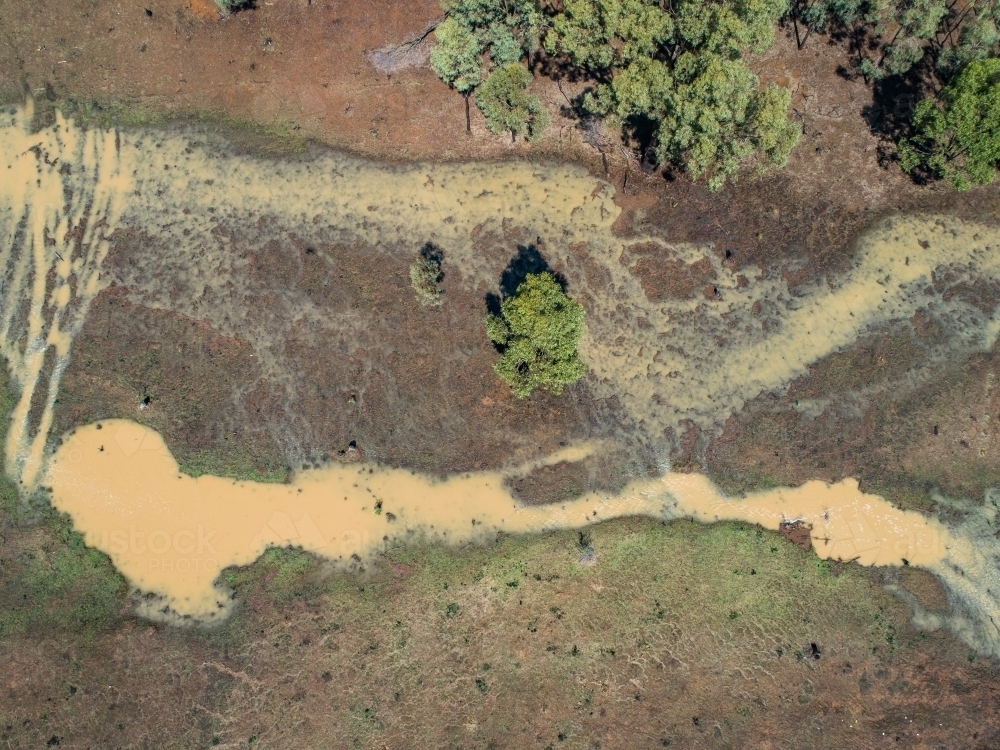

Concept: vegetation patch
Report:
left=544, top=0, right=799, bottom=189
left=486, top=272, right=586, bottom=398
left=409, top=244, right=444, bottom=306
left=899, top=57, right=1000, bottom=190
left=475, top=62, right=550, bottom=141
left=0, top=364, right=127, bottom=641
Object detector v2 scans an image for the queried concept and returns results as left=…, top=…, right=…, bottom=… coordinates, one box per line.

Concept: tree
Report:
left=898, top=57, right=1000, bottom=189
left=486, top=272, right=587, bottom=398
left=430, top=17, right=485, bottom=95
left=788, top=0, right=1000, bottom=80
left=431, top=0, right=549, bottom=136
left=475, top=63, right=551, bottom=140
left=937, top=3, right=1000, bottom=78
left=442, top=0, right=545, bottom=66
left=545, top=0, right=799, bottom=189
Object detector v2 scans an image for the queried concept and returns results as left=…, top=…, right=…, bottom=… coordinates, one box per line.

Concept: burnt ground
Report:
left=2, top=0, right=1000, bottom=747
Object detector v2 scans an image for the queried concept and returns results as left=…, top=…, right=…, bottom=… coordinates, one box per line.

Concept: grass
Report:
left=13, top=94, right=311, bottom=159
left=211, top=515, right=906, bottom=661
left=174, top=514, right=914, bottom=748
left=175, top=447, right=289, bottom=484
left=0, top=364, right=127, bottom=641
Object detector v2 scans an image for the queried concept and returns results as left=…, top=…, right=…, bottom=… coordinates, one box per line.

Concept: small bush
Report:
left=410, top=250, right=443, bottom=306
left=214, top=0, right=256, bottom=12
left=486, top=272, right=586, bottom=398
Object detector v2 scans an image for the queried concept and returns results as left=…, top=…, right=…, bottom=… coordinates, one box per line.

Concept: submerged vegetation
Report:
left=486, top=272, right=586, bottom=397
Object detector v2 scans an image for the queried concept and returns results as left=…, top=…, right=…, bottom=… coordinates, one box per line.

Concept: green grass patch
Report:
left=176, top=447, right=289, bottom=484
left=0, top=363, right=128, bottom=641
left=210, top=514, right=908, bottom=665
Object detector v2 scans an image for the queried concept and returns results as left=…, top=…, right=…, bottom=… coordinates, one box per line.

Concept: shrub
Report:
left=410, top=253, right=444, bottom=306
left=475, top=63, right=551, bottom=141
left=898, top=57, right=1000, bottom=190
left=486, top=272, right=586, bottom=398
left=214, top=0, right=255, bottom=11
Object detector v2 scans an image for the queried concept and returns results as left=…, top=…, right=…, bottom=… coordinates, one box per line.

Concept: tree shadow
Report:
left=860, top=62, right=933, bottom=171
left=499, top=244, right=565, bottom=298
left=485, top=244, right=566, bottom=326
left=533, top=52, right=606, bottom=87
left=620, top=114, right=660, bottom=171
left=420, top=241, right=443, bottom=266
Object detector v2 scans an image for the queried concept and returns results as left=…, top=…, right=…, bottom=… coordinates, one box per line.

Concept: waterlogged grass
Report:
left=220, top=547, right=319, bottom=604
left=194, top=517, right=912, bottom=747
left=214, top=516, right=905, bottom=660
left=176, top=447, right=289, bottom=484
left=0, top=364, right=127, bottom=641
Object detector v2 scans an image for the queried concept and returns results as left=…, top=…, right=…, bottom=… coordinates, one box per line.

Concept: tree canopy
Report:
left=545, top=0, right=799, bottom=189
left=475, top=63, right=551, bottom=140
left=789, top=0, right=1000, bottom=80
left=431, top=0, right=544, bottom=93
left=898, top=57, right=1000, bottom=189
left=430, top=17, right=484, bottom=93
left=430, top=0, right=800, bottom=188
left=486, top=272, right=587, bottom=398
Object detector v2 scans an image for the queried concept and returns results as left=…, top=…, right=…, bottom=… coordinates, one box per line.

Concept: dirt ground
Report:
left=3, top=0, right=1000, bottom=747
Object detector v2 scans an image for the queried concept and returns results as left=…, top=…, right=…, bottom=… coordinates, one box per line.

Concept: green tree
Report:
left=546, top=0, right=799, bottom=189
left=431, top=0, right=549, bottom=136
left=430, top=17, right=485, bottom=94
left=937, top=2, right=1000, bottom=78
left=475, top=63, right=551, bottom=140
left=486, top=272, right=587, bottom=398
left=789, top=0, right=999, bottom=80
left=898, top=57, right=1000, bottom=189
left=442, top=0, right=545, bottom=66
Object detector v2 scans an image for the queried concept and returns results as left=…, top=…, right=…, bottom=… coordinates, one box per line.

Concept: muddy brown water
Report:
left=3, top=101, right=1000, bottom=656
left=47, top=419, right=950, bottom=623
